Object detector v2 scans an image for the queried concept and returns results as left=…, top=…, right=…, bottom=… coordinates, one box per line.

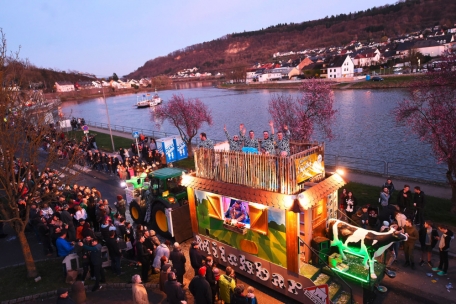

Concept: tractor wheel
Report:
left=150, top=203, right=172, bottom=238
left=129, top=200, right=145, bottom=224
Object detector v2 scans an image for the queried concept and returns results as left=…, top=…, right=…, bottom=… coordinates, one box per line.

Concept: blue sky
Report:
left=1, top=0, right=393, bottom=77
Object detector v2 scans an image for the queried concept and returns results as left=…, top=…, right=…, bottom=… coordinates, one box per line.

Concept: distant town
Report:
left=43, top=24, right=455, bottom=93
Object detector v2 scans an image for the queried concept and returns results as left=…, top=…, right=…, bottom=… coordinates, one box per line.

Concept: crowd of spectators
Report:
left=339, top=179, right=453, bottom=276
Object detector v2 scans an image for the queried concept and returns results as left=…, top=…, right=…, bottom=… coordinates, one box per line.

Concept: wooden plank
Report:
left=187, top=187, right=199, bottom=234
left=285, top=210, right=299, bottom=273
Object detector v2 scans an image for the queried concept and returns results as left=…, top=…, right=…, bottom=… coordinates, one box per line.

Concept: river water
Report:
left=61, top=83, right=447, bottom=182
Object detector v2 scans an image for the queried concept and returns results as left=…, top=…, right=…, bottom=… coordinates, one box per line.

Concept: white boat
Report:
left=151, top=89, right=162, bottom=105
left=136, top=90, right=162, bottom=108
left=136, top=94, right=152, bottom=108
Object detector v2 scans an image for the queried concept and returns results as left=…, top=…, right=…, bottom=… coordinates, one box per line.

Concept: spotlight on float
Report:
left=120, top=181, right=126, bottom=188
left=336, top=168, right=345, bottom=176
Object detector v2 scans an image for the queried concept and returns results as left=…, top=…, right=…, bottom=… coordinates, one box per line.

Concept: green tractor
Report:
left=128, top=168, right=193, bottom=242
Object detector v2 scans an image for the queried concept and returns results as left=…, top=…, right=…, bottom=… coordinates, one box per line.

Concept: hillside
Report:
left=125, top=0, right=456, bottom=79
left=22, top=66, right=94, bottom=92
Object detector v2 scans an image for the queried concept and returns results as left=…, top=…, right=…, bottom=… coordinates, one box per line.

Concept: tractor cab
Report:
left=129, top=167, right=193, bottom=242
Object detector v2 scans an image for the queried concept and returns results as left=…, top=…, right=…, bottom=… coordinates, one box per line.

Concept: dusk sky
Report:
left=1, top=0, right=394, bottom=77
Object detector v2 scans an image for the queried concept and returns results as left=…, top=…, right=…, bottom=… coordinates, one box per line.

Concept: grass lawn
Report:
left=334, top=74, right=425, bottom=89
left=342, top=181, right=456, bottom=226
left=0, top=259, right=159, bottom=302
left=66, top=130, right=133, bottom=153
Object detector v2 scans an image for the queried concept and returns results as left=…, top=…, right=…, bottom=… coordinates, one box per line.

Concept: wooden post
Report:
left=187, top=187, right=199, bottom=234
left=286, top=209, right=299, bottom=273
left=303, top=209, right=313, bottom=263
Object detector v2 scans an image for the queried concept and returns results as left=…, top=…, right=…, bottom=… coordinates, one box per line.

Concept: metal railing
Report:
left=84, top=121, right=449, bottom=184
left=299, top=236, right=353, bottom=304
left=326, top=153, right=448, bottom=184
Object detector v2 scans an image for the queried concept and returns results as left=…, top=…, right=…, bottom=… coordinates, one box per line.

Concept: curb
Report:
left=0, top=282, right=160, bottom=304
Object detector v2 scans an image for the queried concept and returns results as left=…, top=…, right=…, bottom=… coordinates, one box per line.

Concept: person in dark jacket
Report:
left=413, top=186, right=425, bottom=226
left=205, top=256, right=217, bottom=304
left=381, top=178, right=395, bottom=201
left=164, top=272, right=186, bottom=304
left=351, top=205, right=369, bottom=228
left=136, top=235, right=151, bottom=282
left=403, top=218, right=419, bottom=269
left=189, top=241, right=204, bottom=276
left=60, top=204, right=76, bottom=241
left=231, top=284, right=248, bottom=304
left=80, top=238, right=105, bottom=291
left=419, top=220, right=439, bottom=267
left=189, top=267, right=212, bottom=304
left=169, top=242, right=186, bottom=284
left=106, top=230, right=123, bottom=276
left=114, top=195, right=126, bottom=218
left=432, top=225, right=454, bottom=276
left=396, top=184, right=412, bottom=212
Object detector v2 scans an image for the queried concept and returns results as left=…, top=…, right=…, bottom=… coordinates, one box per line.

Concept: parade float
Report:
left=180, top=142, right=400, bottom=304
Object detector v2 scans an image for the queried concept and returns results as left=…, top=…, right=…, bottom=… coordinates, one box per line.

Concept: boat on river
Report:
left=135, top=90, right=162, bottom=108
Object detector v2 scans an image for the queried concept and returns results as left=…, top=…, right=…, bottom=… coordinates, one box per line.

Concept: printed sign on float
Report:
left=157, top=136, right=177, bottom=163
left=294, top=153, right=324, bottom=184
left=303, top=284, right=330, bottom=304
left=173, top=136, right=188, bottom=161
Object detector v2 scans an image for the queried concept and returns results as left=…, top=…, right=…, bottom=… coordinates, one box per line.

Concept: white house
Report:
left=257, top=71, right=282, bottom=82
left=128, top=79, right=139, bottom=87
left=326, top=55, right=354, bottom=78
left=92, top=81, right=102, bottom=88
left=413, top=40, right=445, bottom=57
left=55, top=81, right=75, bottom=92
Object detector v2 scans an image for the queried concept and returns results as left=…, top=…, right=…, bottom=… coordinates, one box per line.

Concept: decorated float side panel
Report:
left=193, top=189, right=287, bottom=267
left=195, top=234, right=317, bottom=304
left=326, top=190, right=338, bottom=224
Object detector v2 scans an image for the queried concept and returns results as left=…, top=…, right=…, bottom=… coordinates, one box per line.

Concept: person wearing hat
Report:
left=189, top=267, right=212, bottom=304
left=114, top=195, right=126, bottom=218
left=56, top=288, right=75, bottom=304
left=169, top=242, right=186, bottom=284
left=189, top=241, right=204, bottom=277
left=164, top=271, right=187, bottom=304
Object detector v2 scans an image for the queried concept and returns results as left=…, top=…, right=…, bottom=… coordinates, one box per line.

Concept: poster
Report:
left=294, top=153, right=324, bottom=184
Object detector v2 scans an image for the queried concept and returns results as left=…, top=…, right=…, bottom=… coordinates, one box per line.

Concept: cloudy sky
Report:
left=1, top=0, right=393, bottom=77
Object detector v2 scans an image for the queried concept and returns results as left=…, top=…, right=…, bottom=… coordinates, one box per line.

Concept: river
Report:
left=61, top=84, right=447, bottom=183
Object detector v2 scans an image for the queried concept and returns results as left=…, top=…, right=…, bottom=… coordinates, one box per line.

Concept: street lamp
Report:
left=99, top=83, right=115, bottom=152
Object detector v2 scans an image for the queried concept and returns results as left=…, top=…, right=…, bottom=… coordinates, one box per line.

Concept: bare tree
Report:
left=0, top=29, right=80, bottom=278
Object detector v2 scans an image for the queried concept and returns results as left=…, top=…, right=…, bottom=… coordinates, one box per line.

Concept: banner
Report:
left=294, top=153, right=324, bottom=184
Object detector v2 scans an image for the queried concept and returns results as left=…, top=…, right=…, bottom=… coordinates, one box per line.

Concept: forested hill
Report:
left=125, top=0, right=456, bottom=79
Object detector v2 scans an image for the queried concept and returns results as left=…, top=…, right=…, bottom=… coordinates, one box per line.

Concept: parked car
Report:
left=371, top=76, right=384, bottom=81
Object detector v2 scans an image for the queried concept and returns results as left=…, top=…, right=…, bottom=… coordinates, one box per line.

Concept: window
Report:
left=221, top=197, right=268, bottom=235
left=206, top=195, right=223, bottom=219
left=249, top=203, right=268, bottom=235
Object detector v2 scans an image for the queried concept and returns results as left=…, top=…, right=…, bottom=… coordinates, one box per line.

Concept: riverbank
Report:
left=44, top=85, right=174, bottom=103
left=219, top=74, right=423, bottom=90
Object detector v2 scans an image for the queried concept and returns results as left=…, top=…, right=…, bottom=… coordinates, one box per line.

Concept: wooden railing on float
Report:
left=194, top=142, right=325, bottom=195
